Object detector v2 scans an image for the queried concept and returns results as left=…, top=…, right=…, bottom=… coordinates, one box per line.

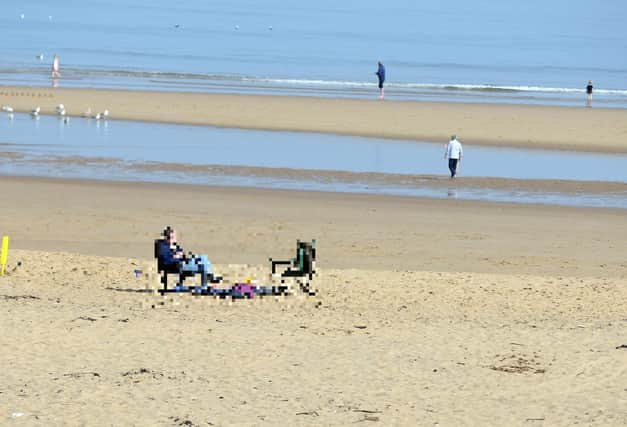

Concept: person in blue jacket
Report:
left=157, top=227, right=212, bottom=288
left=375, top=61, right=386, bottom=100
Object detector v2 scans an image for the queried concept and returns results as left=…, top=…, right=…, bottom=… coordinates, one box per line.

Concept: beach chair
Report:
left=270, top=239, right=316, bottom=279
left=270, top=240, right=317, bottom=295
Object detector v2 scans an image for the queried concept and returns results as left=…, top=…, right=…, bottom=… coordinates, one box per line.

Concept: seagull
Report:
left=56, top=104, right=65, bottom=112
left=20, top=13, right=25, bottom=20
left=234, top=25, right=239, bottom=30
left=268, top=26, right=273, bottom=31
left=2, top=105, right=13, bottom=113
left=36, top=53, right=44, bottom=61
left=82, top=107, right=92, bottom=118
left=48, top=16, right=53, bottom=21
left=63, top=116, right=70, bottom=124
left=31, top=106, right=40, bottom=117
left=95, top=109, right=109, bottom=120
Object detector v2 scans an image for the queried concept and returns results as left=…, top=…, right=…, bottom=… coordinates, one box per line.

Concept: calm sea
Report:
left=1, top=0, right=626, bottom=107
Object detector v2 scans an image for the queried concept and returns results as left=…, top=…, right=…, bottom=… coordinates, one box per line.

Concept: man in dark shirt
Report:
left=157, top=227, right=211, bottom=288
left=586, top=80, right=593, bottom=107
left=157, top=227, right=184, bottom=268
left=376, top=61, right=386, bottom=100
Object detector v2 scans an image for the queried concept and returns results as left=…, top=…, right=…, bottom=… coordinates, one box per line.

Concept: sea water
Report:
left=1, top=114, right=626, bottom=209
left=1, top=113, right=627, bottom=183
left=1, top=0, right=626, bottom=107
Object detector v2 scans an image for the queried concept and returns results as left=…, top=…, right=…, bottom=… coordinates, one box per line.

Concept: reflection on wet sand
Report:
left=1, top=113, right=626, bottom=209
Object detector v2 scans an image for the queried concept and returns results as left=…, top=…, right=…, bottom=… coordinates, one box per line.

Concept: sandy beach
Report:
left=2, top=1, right=627, bottom=424
left=1, top=177, right=626, bottom=426
left=2, top=176, right=626, bottom=276
left=2, top=85, right=627, bottom=153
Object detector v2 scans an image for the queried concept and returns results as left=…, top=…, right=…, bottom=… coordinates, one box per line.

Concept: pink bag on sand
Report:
left=232, top=283, right=256, bottom=299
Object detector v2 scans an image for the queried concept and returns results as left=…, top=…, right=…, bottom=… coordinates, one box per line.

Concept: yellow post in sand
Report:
left=0, top=236, right=8, bottom=276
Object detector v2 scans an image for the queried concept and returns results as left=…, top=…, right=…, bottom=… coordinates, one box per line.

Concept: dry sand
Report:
left=2, top=85, right=627, bottom=153
left=1, top=177, right=626, bottom=426
left=2, top=251, right=626, bottom=426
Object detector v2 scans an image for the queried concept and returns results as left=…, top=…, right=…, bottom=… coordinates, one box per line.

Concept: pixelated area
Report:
left=153, top=226, right=317, bottom=300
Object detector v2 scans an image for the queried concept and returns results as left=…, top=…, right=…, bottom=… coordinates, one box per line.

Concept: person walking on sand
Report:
left=375, top=61, right=385, bottom=100
left=51, top=54, right=60, bottom=78
left=586, top=80, right=593, bottom=107
left=444, top=135, right=463, bottom=178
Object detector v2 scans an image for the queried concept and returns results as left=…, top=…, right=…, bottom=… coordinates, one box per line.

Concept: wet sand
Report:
left=2, top=175, right=625, bottom=278
left=1, top=85, right=627, bottom=153
left=3, top=112, right=627, bottom=186
left=0, top=176, right=626, bottom=426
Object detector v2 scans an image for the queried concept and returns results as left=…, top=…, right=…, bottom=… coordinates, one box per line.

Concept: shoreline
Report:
left=1, top=167, right=626, bottom=198
left=2, top=85, right=627, bottom=153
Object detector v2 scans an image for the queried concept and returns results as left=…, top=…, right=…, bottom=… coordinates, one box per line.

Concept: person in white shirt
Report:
left=444, top=135, right=463, bottom=178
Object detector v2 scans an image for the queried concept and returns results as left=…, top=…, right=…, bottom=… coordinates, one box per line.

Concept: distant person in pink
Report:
left=51, top=54, right=61, bottom=78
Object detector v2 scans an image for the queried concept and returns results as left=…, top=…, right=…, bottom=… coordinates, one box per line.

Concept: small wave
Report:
left=2, top=66, right=627, bottom=96
left=0, top=66, right=244, bottom=82
left=421, top=84, right=627, bottom=96
left=247, top=79, right=627, bottom=96
left=214, top=77, right=627, bottom=96
left=275, top=80, right=627, bottom=96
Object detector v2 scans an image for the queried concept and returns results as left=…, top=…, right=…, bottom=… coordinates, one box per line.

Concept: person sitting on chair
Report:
left=156, top=226, right=212, bottom=289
